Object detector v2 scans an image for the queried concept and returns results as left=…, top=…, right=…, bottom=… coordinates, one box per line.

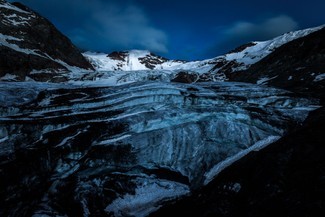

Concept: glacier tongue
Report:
left=0, top=81, right=318, bottom=216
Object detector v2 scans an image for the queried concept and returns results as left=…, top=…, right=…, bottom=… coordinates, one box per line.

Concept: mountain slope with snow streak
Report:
left=0, top=0, right=93, bottom=82
left=228, top=26, right=325, bottom=99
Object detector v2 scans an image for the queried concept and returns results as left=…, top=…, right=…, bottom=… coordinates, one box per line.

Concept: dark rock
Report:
left=171, top=71, right=198, bottom=83
left=138, top=52, right=170, bottom=69
left=107, top=51, right=128, bottom=61
left=227, top=42, right=257, bottom=54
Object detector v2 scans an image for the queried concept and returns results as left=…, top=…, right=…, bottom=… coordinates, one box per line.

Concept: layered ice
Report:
left=0, top=81, right=319, bottom=216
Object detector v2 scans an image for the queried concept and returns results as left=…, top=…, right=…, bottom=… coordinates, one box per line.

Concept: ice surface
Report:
left=0, top=81, right=318, bottom=216
left=106, top=178, right=189, bottom=217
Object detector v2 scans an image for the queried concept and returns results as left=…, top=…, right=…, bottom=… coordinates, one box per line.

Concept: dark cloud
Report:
left=224, top=15, right=298, bottom=39
left=206, top=15, right=299, bottom=57
left=11, top=0, right=168, bottom=53
left=9, top=0, right=325, bottom=60
left=69, top=1, right=168, bottom=53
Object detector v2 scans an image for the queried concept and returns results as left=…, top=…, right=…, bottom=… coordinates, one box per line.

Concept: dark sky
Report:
left=9, top=0, right=325, bottom=60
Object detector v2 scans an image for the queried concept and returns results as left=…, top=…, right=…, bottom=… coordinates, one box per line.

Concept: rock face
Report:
left=0, top=81, right=317, bottom=216
left=0, top=0, right=93, bottom=81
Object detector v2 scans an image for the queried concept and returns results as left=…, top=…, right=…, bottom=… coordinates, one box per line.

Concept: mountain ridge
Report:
left=82, top=25, right=324, bottom=84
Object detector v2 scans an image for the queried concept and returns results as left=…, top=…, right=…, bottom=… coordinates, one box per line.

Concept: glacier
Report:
left=0, top=81, right=319, bottom=216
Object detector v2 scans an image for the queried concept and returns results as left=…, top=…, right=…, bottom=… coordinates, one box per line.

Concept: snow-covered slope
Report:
left=83, top=25, right=324, bottom=83
left=229, top=26, right=325, bottom=97
left=223, top=25, right=325, bottom=68
left=182, top=25, right=324, bottom=75
left=83, top=50, right=186, bottom=71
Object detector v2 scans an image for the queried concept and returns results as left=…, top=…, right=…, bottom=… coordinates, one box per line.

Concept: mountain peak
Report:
left=84, top=49, right=180, bottom=71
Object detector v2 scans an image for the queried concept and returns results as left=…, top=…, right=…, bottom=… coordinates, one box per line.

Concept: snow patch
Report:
left=0, top=136, right=9, bottom=143
left=0, top=73, right=19, bottom=81
left=0, top=2, right=30, bottom=14
left=256, top=75, right=278, bottom=85
left=314, top=73, right=325, bottom=82
left=0, top=33, right=44, bottom=57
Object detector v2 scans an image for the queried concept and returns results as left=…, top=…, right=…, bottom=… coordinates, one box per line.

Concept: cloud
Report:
left=206, top=15, right=299, bottom=57
left=14, top=0, right=168, bottom=53
left=224, top=15, right=298, bottom=39
left=76, top=1, right=168, bottom=53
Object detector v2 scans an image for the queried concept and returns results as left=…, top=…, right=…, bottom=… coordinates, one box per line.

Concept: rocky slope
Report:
left=0, top=0, right=93, bottom=82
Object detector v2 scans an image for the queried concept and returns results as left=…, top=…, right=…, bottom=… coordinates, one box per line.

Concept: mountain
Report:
left=83, top=26, right=323, bottom=84
left=171, top=25, right=324, bottom=83
left=0, top=0, right=322, bottom=85
left=83, top=50, right=186, bottom=71
left=228, top=27, right=325, bottom=100
left=0, top=0, right=93, bottom=82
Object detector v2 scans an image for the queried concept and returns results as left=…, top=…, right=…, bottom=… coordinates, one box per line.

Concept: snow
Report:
left=0, top=136, right=8, bottom=143
left=3, top=13, right=31, bottom=26
left=106, top=178, right=189, bottom=217
left=0, top=34, right=93, bottom=77
left=0, top=1, right=30, bottom=14
left=0, top=33, right=44, bottom=57
left=98, top=134, right=131, bottom=145
left=83, top=50, right=214, bottom=74
left=204, top=136, right=281, bottom=185
left=83, top=50, right=151, bottom=71
left=55, top=131, right=82, bottom=147
left=82, top=25, right=323, bottom=80
left=314, top=73, right=325, bottom=82
left=0, top=73, right=19, bottom=81
left=225, top=25, right=324, bottom=71
left=256, top=75, right=278, bottom=85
